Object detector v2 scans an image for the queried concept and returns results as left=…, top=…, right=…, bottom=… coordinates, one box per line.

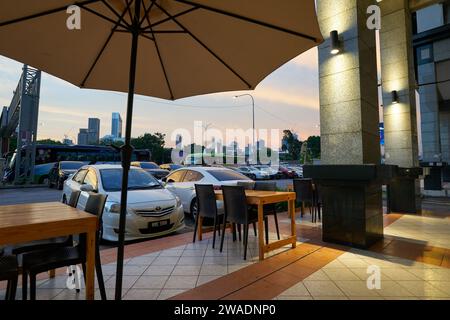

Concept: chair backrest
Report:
left=79, top=193, right=108, bottom=250
left=254, top=181, right=276, bottom=192
left=68, top=190, right=81, bottom=208
left=195, top=184, right=218, bottom=219
left=293, top=179, right=313, bottom=201
left=84, top=193, right=108, bottom=220
left=222, top=186, right=248, bottom=224
left=237, top=181, right=255, bottom=190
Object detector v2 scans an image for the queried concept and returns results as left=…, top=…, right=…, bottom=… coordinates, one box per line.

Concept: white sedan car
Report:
left=62, top=164, right=185, bottom=242
left=163, top=166, right=254, bottom=217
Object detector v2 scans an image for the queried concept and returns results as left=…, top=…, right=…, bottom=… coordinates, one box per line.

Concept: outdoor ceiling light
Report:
left=330, top=30, right=340, bottom=55
left=392, top=90, right=399, bottom=104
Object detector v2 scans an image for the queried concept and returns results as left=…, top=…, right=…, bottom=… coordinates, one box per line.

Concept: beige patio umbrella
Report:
left=0, top=0, right=323, bottom=300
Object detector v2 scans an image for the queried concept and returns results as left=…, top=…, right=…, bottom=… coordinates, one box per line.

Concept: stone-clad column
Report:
left=318, top=0, right=380, bottom=165
left=380, top=0, right=420, bottom=168
left=380, top=0, right=422, bottom=213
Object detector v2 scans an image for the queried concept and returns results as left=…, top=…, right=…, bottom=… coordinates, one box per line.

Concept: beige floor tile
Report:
left=397, top=281, right=449, bottom=298
left=35, top=288, right=64, bottom=300
left=158, top=289, right=185, bottom=300
left=143, top=265, right=175, bottom=276
left=200, top=265, right=228, bottom=276
left=334, top=280, right=379, bottom=297
left=313, top=296, right=349, bottom=300
left=123, top=265, right=148, bottom=276
left=177, top=256, right=204, bottom=266
left=159, top=249, right=184, bottom=257
left=127, top=256, right=157, bottom=266
left=380, top=268, right=421, bottom=281
left=304, top=270, right=330, bottom=281
left=124, top=289, right=160, bottom=300
left=279, top=282, right=311, bottom=297
left=349, top=296, right=385, bottom=300
left=408, top=268, right=450, bottom=281
left=278, top=296, right=313, bottom=300
left=105, top=275, right=139, bottom=289
left=322, top=260, right=348, bottom=269
left=340, top=259, right=370, bottom=268
left=164, top=276, right=198, bottom=289
left=172, top=265, right=201, bottom=276
left=133, top=276, right=168, bottom=289
left=323, top=268, right=360, bottom=281
left=152, top=256, right=180, bottom=265
left=376, top=281, right=416, bottom=297
left=303, top=280, right=345, bottom=297
left=196, top=275, right=221, bottom=286
left=428, top=281, right=450, bottom=295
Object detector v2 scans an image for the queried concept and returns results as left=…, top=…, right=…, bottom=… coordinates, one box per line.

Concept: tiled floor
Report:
left=2, top=203, right=450, bottom=301
left=0, top=231, right=292, bottom=300
left=275, top=250, right=450, bottom=300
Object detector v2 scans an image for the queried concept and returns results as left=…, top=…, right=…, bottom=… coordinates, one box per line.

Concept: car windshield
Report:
left=208, top=170, right=251, bottom=181
left=139, top=162, right=159, bottom=169
left=100, top=168, right=162, bottom=192
left=60, top=162, right=84, bottom=170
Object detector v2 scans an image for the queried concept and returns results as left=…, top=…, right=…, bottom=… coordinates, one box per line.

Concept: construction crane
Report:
left=0, top=65, right=41, bottom=184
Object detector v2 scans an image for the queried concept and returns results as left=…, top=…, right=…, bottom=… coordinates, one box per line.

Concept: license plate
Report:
left=151, top=220, right=169, bottom=228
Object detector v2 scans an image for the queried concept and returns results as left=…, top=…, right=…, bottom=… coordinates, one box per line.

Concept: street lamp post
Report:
left=234, top=94, right=255, bottom=149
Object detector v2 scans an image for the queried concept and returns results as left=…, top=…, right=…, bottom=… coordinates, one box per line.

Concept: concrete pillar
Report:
left=380, top=0, right=420, bottom=168
left=318, top=0, right=381, bottom=165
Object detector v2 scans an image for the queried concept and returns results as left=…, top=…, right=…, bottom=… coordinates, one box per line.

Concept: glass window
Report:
left=183, top=170, right=204, bottom=182
left=83, top=170, right=98, bottom=189
left=166, top=170, right=186, bottom=182
left=60, top=162, right=84, bottom=170
left=73, top=169, right=88, bottom=184
left=208, top=170, right=251, bottom=181
left=100, top=168, right=161, bottom=192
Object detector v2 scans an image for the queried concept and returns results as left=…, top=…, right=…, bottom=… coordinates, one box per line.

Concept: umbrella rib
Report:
left=0, top=0, right=102, bottom=27
left=139, top=0, right=156, bottom=27
left=142, top=7, right=200, bottom=31
left=144, top=3, right=175, bottom=100
left=79, top=3, right=130, bottom=29
left=80, top=1, right=133, bottom=87
left=101, top=0, right=132, bottom=29
left=152, top=2, right=252, bottom=89
left=174, top=0, right=320, bottom=43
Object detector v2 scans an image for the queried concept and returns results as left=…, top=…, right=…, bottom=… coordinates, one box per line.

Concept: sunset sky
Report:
left=0, top=48, right=320, bottom=148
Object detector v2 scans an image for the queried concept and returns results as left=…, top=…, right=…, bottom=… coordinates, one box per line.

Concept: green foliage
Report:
left=131, top=133, right=166, bottom=164
left=36, top=139, right=64, bottom=145
left=306, top=136, right=321, bottom=159
left=282, top=130, right=302, bottom=160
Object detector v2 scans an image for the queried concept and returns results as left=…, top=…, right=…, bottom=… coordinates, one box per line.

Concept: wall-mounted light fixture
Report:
left=330, top=30, right=340, bottom=55
left=392, top=90, right=399, bottom=104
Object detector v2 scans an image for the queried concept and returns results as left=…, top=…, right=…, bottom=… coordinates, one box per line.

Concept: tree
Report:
left=306, top=136, right=321, bottom=159
left=36, top=139, right=63, bottom=145
left=281, top=130, right=302, bottom=160
left=131, top=133, right=166, bottom=164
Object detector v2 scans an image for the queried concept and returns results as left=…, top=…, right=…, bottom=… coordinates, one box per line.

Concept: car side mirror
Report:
left=80, top=184, right=94, bottom=192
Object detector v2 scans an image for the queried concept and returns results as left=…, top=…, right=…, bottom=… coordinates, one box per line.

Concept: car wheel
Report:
left=190, top=198, right=198, bottom=219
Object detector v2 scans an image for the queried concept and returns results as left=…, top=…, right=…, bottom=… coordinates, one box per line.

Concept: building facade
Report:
left=77, top=128, right=88, bottom=145
left=88, top=118, right=100, bottom=145
left=111, top=112, right=122, bottom=139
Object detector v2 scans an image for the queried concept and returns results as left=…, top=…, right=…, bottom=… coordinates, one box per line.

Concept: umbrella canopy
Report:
left=0, top=0, right=323, bottom=300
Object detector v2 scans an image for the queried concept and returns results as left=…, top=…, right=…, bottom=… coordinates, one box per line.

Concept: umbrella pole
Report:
left=115, top=0, right=141, bottom=301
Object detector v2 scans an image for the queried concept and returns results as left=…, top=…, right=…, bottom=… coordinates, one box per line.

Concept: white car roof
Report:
left=81, top=164, right=141, bottom=170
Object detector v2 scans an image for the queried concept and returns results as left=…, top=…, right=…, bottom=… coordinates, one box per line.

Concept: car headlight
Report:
left=175, top=196, right=182, bottom=208
left=105, top=201, right=121, bottom=214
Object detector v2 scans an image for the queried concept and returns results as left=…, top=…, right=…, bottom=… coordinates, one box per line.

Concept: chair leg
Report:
left=9, top=276, right=18, bottom=301
left=274, top=213, right=280, bottom=240
left=252, top=222, right=257, bottom=236
left=81, top=263, right=87, bottom=283
left=243, top=223, right=249, bottom=260
left=5, top=279, right=11, bottom=300
left=238, top=224, right=242, bottom=242
left=232, top=223, right=237, bottom=242
left=264, top=216, right=269, bottom=245
left=22, top=272, right=27, bottom=301
left=212, top=215, right=217, bottom=249
left=193, top=212, right=200, bottom=243
left=219, top=218, right=227, bottom=252
left=29, top=273, right=36, bottom=301
left=95, top=248, right=107, bottom=301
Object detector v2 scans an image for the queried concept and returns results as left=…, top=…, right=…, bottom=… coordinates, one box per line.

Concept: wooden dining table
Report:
left=197, top=190, right=297, bottom=261
left=0, top=202, right=98, bottom=300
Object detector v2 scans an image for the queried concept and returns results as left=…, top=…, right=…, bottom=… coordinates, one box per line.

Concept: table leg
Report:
left=289, top=199, right=297, bottom=248
left=198, top=216, right=203, bottom=241
left=49, top=269, right=56, bottom=278
left=257, top=203, right=264, bottom=261
left=85, top=229, right=96, bottom=300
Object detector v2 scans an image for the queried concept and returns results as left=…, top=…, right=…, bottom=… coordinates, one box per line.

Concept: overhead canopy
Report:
left=0, top=0, right=323, bottom=100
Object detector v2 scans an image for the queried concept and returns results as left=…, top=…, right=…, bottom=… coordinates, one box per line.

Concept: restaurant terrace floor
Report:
left=1, top=199, right=450, bottom=300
